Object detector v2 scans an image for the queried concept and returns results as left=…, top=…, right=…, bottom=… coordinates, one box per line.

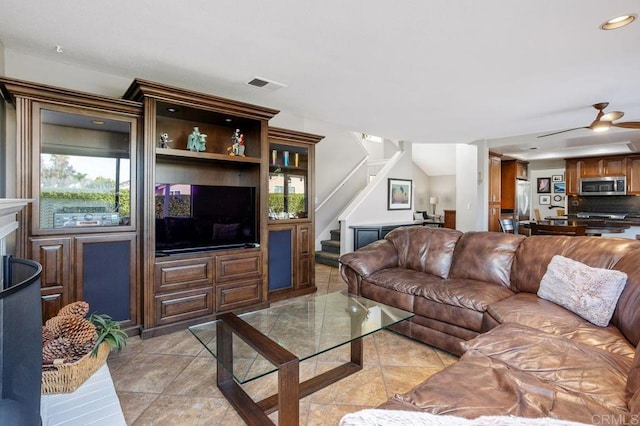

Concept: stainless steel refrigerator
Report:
left=515, top=180, right=531, bottom=221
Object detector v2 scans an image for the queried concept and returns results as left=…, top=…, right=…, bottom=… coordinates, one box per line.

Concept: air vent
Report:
left=246, top=76, right=287, bottom=92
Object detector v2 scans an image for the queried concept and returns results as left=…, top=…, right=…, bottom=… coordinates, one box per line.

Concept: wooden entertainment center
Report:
left=0, top=76, right=323, bottom=338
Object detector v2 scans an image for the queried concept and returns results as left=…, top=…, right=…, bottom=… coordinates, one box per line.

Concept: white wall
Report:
left=361, top=137, right=384, bottom=161
left=5, top=49, right=131, bottom=97
left=427, top=175, right=456, bottom=216
left=412, top=164, right=430, bottom=212
left=455, top=144, right=479, bottom=232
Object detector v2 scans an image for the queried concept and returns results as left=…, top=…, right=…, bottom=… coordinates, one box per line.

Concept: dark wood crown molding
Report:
left=123, top=78, right=279, bottom=121
left=0, top=76, right=141, bottom=116
left=268, top=127, right=324, bottom=145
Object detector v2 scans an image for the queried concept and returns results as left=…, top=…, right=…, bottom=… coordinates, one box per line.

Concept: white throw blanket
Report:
left=340, top=410, right=589, bottom=426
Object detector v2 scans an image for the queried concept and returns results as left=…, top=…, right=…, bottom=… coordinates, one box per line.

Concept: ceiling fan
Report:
left=537, top=102, right=640, bottom=138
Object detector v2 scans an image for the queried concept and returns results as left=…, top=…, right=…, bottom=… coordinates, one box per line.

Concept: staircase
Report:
left=315, top=228, right=341, bottom=267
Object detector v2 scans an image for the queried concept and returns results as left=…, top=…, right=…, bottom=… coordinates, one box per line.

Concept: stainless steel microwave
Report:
left=579, top=176, right=626, bottom=196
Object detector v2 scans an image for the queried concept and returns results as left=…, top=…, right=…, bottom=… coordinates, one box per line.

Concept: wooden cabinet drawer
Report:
left=155, top=257, right=214, bottom=292
left=216, top=279, right=262, bottom=312
left=155, top=288, right=214, bottom=326
left=215, top=251, right=262, bottom=283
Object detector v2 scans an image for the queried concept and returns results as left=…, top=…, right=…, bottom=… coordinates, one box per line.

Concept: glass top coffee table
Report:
left=189, top=290, right=413, bottom=425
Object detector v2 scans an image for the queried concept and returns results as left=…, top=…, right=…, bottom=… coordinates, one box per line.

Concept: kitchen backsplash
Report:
left=568, top=195, right=640, bottom=217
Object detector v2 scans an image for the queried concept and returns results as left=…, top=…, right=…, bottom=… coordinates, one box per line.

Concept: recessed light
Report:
left=91, top=120, right=104, bottom=125
left=166, top=107, right=178, bottom=113
left=600, top=14, right=636, bottom=30
left=225, top=118, right=233, bottom=122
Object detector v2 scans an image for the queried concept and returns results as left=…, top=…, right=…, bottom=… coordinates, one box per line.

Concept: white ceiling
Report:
left=1, top=0, right=639, bottom=165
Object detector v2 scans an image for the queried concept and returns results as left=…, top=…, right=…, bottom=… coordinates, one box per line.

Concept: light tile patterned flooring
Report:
left=108, top=264, right=458, bottom=425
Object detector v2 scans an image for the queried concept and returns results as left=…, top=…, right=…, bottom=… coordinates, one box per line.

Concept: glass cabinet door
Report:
left=36, top=106, right=136, bottom=232
left=268, top=144, right=308, bottom=220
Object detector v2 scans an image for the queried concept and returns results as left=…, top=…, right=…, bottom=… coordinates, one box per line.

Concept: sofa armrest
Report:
left=339, top=240, right=399, bottom=294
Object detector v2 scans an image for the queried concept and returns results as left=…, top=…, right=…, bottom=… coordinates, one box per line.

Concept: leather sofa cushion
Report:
left=382, top=324, right=632, bottom=422
left=488, top=293, right=635, bottom=358
left=414, top=298, right=485, bottom=332
left=414, top=278, right=513, bottom=312
left=461, top=323, right=632, bottom=413
left=381, top=349, right=629, bottom=423
left=365, top=270, right=512, bottom=332
left=511, top=236, right=640, bottom=347
left=385, top=226, right=463, bottom=278
left=449, top=232, right=525, bottom=288
left=361, top=280, right=415, bottom=313
left=364, top=268, right=444, bottom=295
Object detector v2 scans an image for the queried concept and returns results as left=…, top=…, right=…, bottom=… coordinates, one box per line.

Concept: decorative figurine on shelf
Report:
left=187, top=126, right=207, bottom=152
left=159, top=132, right=172, bottom=148
left=226, top=128, right=246, bottom=157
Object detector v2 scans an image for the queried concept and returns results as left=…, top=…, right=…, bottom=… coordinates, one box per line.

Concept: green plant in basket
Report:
left=88, top=313, right=128, bottom=356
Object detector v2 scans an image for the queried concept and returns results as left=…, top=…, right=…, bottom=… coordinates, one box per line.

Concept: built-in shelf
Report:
left=269, top=165, right=308, bottom=172
left=155, top=147, right=262, bottom=164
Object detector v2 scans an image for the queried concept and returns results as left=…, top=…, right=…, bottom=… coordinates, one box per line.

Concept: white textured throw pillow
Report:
left=538, top=255, right=627, bottom=327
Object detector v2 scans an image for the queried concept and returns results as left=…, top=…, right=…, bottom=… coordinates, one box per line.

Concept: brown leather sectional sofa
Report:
left=339, top=226, right=640, bottom=423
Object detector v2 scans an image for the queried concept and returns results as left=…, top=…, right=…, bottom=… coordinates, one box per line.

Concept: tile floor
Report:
left=108, top=264, right=458, bottom=425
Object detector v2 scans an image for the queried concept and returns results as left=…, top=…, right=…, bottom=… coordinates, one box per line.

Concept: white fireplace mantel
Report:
left=0, top=198, right=32, bottom=257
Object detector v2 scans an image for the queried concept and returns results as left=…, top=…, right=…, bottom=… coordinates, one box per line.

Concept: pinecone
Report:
left=42, top=337, right=73, bottom=363
left=45, top=316, right=96, bottom=345
left=42, top=326, right=55, bottom=345
left=57, top=301, right=90, bottom=318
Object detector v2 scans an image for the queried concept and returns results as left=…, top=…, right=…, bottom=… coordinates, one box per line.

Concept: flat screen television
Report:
left=155, top=184, right=258, bottom=255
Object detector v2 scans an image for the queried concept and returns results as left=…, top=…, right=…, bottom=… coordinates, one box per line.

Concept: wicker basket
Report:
left=41, top=342, right=110, bottom=394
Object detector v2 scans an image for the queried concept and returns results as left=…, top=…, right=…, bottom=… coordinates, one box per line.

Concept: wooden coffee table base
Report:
left=216, top=312, right=364, bottom=426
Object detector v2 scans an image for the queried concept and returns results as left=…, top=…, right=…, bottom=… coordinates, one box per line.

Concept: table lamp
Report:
left=429, top=196, right=439, bottom=216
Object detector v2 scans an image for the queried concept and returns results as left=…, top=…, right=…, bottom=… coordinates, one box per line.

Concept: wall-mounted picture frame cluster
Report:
left=538, top=174, right=565, bottom=205
left=387, top=178, right=412, bottom=210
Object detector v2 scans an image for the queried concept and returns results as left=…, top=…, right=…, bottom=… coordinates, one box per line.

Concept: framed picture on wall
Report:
left=539, top=195, right=551, bottom=205
left=537, top=177, right=551, bottom=193
left=553, top=182, right=565, bottom=193
left=387, top=178, right=412, bottom=210
left=552, top=174, right=564, bottom=182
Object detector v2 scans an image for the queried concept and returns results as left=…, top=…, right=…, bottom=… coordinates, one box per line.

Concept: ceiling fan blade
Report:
left=613, top=122, right=640, bottom=129
left=537, top=127, right=587, bottom=138
left=602, top=111, right=624, bottom=122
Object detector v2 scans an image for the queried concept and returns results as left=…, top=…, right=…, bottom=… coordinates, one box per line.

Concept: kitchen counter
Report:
left=525, top=219, right=630, bottom=236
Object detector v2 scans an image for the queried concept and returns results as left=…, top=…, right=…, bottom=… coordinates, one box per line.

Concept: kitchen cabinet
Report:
left=489, top=155, right=501, bottom=203
left=500, top=159, right=529, bottom=210
left=489, top=204, right=501, bottom=233
left=578, top=158, right=601, bottom=177
left=627, top=155, right=640, bottom=194
left=516, top=161, right=528, bottom=180
left=601, top=157, right=627, bottom=176
left=488, top=155, right=501, bottom=232
left=566, top=160, right=579, bottom=195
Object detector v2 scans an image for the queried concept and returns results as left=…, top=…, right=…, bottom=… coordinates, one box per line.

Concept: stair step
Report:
left=320, top=239, right=340, bottom=254
left=329, top=229, right=341, bottom=241
left=315, top=251, right=340, bottom=268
